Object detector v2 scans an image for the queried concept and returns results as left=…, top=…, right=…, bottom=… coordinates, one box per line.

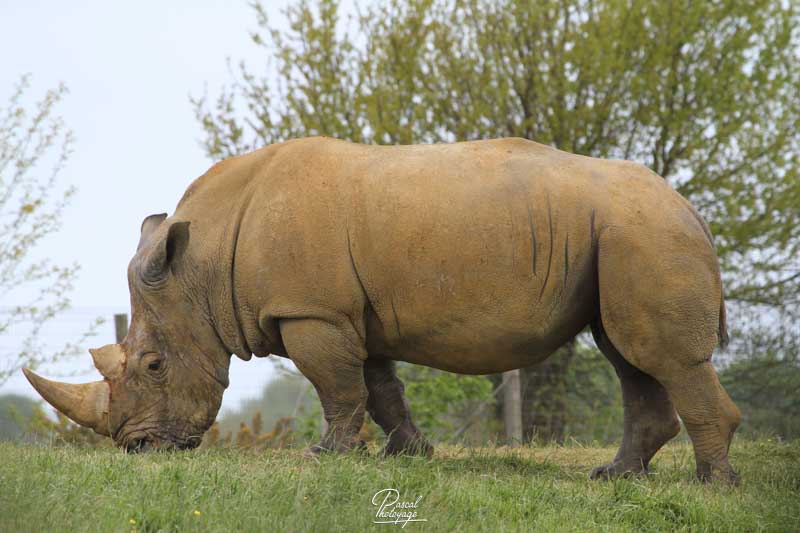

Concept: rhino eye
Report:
left=140, top=351, right=163, bottom=373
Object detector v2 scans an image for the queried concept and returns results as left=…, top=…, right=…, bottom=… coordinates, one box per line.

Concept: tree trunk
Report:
left=521, top=339, right=577, bottom=444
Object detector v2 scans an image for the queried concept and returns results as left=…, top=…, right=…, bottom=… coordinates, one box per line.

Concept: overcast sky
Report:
left=0, top=0, right=323, bottom=412
left=0, top=0, right=288, bottom=306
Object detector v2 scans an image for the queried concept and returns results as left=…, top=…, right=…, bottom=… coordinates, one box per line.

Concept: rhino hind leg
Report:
left=596, top=226, right=741, bottom=483
left=661, top=361, right=741, bottom=483
left=589, top=319, right=680, bottom=480
left=364, top=358, right=433, bottom=458
left=279, top=318, right=369, bottom=454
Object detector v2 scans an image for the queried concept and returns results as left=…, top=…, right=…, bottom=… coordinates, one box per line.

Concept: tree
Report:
left=718, top=309, right=800, bottom=440
left=0, top=75, right=100, bottom=384
left=193, top=0, right=800, bottom=440
left=396, top=363, right=495, bottom=442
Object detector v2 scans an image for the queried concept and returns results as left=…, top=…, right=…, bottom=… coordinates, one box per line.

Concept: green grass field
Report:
left=1, top=439, right=798, bottom=532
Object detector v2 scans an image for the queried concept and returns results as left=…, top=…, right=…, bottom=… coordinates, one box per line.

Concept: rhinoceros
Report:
left=24, top=137, right=741, bottom=482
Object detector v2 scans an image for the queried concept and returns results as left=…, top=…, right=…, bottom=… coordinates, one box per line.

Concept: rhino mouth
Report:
left=120, top=430, right=202, bottom=453
left=125, top=437, right=154, bottom=453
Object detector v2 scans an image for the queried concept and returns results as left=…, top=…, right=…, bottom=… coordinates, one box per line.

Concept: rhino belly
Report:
left=367, top=261, right=597, bottom=375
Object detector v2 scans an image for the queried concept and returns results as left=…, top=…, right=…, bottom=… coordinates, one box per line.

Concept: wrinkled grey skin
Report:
left=26, top=137, right=741, bottom=482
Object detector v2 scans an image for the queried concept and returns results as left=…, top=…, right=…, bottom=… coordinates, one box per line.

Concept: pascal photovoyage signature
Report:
left=371, top=488, right=427, bottom=527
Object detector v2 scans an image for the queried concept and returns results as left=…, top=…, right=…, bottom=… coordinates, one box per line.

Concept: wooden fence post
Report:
left=114, top=313, right=129, bottom=343
left=502, top=370, right=523, bottom=445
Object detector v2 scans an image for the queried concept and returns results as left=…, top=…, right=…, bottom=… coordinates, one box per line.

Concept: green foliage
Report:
left=563, top=340, right=624, bottom=443
left=1, top=394, right=108, bottom=446
left=294, top=397, right=325, bottom=443
left=517, top=339, right=623, bottom=444
left=719, top=319, right=800, bottom=441
left=0, top=439, right=798, bottom=531
left=722, top=358, right=800, bottom=441
left=0, top=75, right=102, bottom=383
left=0, top=394, right=37, bottom=440
left=0, top=398, right=109, bottom=447
left=397, top=363, right=495, bottom=442
left=28, top=406, right=109, bottom=447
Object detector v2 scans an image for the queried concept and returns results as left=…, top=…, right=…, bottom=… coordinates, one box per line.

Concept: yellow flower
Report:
left=193, top=510, right=202, bottom=517
left=129, top=519, right=136, bottom=525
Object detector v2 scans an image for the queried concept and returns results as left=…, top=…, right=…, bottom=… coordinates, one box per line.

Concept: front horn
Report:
left=22, top=369, right=111, bottom=437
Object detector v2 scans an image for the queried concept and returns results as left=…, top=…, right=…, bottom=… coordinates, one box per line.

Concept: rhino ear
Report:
left=138, top=213, right=168, bottom=251
left=140, top=220, right=191, bottom=285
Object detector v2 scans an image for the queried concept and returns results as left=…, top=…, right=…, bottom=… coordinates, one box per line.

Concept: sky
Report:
left=0, top=0, right=317, bottom=413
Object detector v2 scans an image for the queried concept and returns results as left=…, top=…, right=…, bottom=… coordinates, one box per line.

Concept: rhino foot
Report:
left=589, top=460, right=648, bottom=480
left=302, top=445, right=325, bottom=460
left=382, top=437, right=434, bottom=459
left=696, top=460, right=740, bottom=485
left=303, top=439, right=368, bottom=459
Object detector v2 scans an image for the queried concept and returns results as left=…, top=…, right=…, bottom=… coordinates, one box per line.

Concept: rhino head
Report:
left=23, top=213, right=230, bottom=451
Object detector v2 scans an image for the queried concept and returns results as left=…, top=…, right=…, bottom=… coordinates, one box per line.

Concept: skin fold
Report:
left=24, top=137, right=741, bottom=483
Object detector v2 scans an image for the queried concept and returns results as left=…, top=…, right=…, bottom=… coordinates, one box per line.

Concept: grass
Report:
left=0, top=439, right=798, bottom=532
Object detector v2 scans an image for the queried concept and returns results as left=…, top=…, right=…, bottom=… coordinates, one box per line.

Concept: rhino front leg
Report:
left=364, top=359, right=433, bottom=458
left=280, top=318, right=368, bottom=454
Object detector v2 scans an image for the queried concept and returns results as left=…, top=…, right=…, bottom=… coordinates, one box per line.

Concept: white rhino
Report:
left=25, top=137, right=740, bottom=482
